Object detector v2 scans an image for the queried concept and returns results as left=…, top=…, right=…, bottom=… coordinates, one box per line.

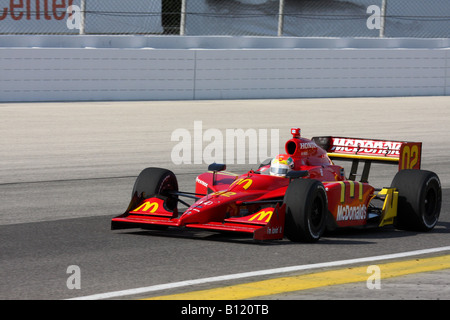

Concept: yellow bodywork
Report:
left=378, top=188, right=399, bottom=227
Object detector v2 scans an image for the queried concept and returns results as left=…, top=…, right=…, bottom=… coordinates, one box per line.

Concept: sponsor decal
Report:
left=195, top=177, right=208, bottom=188
left=267, top=226, right=282, bottom=235
left=230, top=178, right=253, bottom=190
left=209, top=191, right=237, bottom=198
left=299, top=142, right=317, bottom=150
left=336, top=204, right=367, bottom=222
left=331, top=138, right=401, bottom=157
left=0, top=0, right=74, bottom=21
left=132, top=200, right=159, bottom=213
left=248, top=210, right=273, bottom=223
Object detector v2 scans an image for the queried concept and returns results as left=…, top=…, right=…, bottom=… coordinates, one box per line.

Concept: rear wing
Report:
left=312, top=136, right=422, bottom=182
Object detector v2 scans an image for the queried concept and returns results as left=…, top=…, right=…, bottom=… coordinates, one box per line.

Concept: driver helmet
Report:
left=270, top=154, right=294, bottom=177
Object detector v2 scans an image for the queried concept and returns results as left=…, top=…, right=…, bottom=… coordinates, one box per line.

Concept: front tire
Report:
left=127, top=167, right=178, bottom=212
left=391, top=169, right=441, bottom=231
left=284, top=179, right=328, bottom=242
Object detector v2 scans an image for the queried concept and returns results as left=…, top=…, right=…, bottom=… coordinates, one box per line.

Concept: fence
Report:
left=0, top=0, right=449, bottom=38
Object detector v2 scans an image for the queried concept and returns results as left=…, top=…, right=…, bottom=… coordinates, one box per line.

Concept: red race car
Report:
left=111, top=128, right=441, bottom=242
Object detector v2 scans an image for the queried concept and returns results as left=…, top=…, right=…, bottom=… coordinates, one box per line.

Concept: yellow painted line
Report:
left=145, top=255, right=450, bottom=300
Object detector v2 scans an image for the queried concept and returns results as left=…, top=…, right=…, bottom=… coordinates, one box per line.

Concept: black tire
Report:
left=283, top=179, right=328, bottom=242
left=126, top=167, right=178, bottom=212
left=391, top=169, right=441, bottom=231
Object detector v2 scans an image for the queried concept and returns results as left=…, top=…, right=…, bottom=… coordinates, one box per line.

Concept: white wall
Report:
left=0, top=48, right=195, bottom=101
left=194, top=48, right=449, bottom=99
left=0, top=36, right=448, bottom=102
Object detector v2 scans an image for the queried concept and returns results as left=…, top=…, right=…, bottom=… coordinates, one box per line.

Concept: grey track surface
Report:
left=0, top=97, right=449, bottom=300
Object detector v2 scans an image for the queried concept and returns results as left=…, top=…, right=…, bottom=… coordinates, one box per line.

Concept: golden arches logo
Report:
left=231, top=178, right=253, bottom=190
left=132, top=201, right=159, bottom=213
left=248, top=210, right=273, bottom=222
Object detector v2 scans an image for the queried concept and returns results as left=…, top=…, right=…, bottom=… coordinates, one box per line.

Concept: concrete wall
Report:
left=0, top=36, right=448, bottom=102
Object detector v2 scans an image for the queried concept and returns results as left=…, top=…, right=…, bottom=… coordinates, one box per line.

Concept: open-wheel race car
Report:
left=111, top=128, right=442, bottom=242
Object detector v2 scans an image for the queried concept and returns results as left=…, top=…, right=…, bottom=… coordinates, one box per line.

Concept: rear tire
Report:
left=391, top=169, right=441, bottom=231
left=284, top=179, right=328, bottom=242
left=127, top=167, right=179, bottom=212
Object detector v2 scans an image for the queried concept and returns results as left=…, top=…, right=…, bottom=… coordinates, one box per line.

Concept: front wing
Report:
left=111, top=197, right=285, bottom=241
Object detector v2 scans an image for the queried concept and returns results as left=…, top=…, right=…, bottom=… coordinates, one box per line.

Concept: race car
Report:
left=111, top=128, right=442, bottom=242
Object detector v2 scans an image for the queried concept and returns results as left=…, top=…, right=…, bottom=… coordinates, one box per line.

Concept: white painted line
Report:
left=68, top=246, right=450, bottom=300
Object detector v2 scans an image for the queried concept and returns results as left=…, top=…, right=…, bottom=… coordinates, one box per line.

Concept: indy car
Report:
left=111, top=128, right=441, bottom=242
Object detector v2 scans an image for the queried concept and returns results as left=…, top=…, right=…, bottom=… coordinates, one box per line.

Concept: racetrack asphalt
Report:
left=0, top=97, right=449, bottom=301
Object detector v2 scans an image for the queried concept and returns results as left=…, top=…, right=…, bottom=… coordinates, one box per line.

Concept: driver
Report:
left=269, top=154, right=294, bottom=177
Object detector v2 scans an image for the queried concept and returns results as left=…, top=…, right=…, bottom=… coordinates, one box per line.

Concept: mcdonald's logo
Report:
left=231, top=178, right=253, bottom=190
left=132, top=200, right=159, bottom=213
left=248, top=210, right=273, bottom=223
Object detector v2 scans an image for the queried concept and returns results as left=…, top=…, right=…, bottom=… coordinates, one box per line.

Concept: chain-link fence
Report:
left=0, top=0, right=449, bottom=38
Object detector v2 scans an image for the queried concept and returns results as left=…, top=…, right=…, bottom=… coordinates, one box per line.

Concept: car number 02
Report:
left=401, top=144, right=419, bottom=169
